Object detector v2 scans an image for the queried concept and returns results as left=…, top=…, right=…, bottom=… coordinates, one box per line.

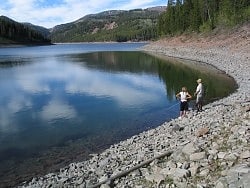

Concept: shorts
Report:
left=196, top=95, right=203, bottom=104
left=180, top=101, right=188, bottom=111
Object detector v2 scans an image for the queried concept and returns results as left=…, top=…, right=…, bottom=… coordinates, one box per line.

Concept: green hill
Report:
left=51, top=7, right=166, bottom=42
left=0, top=16, right=51, bottom=45
left=22, top=22, right=51, bottom=39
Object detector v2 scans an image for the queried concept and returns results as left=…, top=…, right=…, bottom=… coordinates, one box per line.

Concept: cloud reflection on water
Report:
left=64, top=66, right=164, bottom=107
left=0, top=56, right=164, bottom=133
left=0, top=96, right=32, bottom=133
left=40, top=99, right=77, bottom=122
left=0, top=109, right=14, bottom=132
left=7, top=95, right=32, bottom=114
left=14, top=58, right=163, bottom=107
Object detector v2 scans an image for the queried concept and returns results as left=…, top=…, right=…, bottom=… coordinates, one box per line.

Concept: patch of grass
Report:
left=135, top=178, right=154, bottom=187
left=164, top=176, right=174, bottom=185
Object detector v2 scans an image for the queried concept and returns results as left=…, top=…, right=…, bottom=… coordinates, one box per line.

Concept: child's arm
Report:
left=176, top=92, right=180, bottom=99
left=187, top=92, right=192, bottom=100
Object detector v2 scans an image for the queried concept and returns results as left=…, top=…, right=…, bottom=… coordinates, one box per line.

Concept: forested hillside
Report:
left=51, top=7, right=165, bottom=42
left=0, top=16, right=51, bottom=45
left=158, top=0, right=250, bottom=35
left=22, top=22, right=51, bottom=39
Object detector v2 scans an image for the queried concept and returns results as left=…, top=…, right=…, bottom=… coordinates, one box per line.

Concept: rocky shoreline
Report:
left=20, top=26, right=249, bottom=188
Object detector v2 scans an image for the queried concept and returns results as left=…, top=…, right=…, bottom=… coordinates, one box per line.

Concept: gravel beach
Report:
left=20, top=25, right=250, bottom=188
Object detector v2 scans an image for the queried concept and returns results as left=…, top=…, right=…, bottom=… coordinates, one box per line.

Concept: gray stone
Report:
left=196, top=184, right=206, bottom=188
left=241, top=172, right=250, bottom=187
left=196, top=127, right=209, bottom=137
left=208, top=149, right=218, bottom=155
left=215, top=178, right=228, bottom=188
left=160, top=168, right=171, bottom=176
left=98, top=158, right=109, bottom=167
left=217, top=152, right=227, bottom=159
left=172, top=124, right=182, bottom=131
left=182, top=161, right=190, bottom=169
left=145, top=174, right=165, bottom=184
left=75, top=177, right=84, bottom=185
left=131, top=169, right=141, bottom=177
left=189, top=164, right=199, bottom=176
left=182, top=143, right=197, bottom=155
left=166, top=161, right=177, bottom=169
left=190, top=152, right=206, bottom=161
left=230, top=164, right=250, bottom=174
left=171, top=168, right=190, bottom=179
left=199, top=169, right=210, bottom=177
left=100, top=184, right=110, bottom=188
left=238, top=128, right=246, bottom=135
left=240, top=150, right=250, bottom=159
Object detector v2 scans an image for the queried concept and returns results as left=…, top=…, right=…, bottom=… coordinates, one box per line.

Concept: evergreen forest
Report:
left=158, top=0, right=250, bottom=36
left=0, top=16, right=51, bottom=44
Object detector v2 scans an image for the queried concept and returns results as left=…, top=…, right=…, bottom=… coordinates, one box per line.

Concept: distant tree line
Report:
left=72, top=27, right=157, bottom=42
left=158, top=0, right=250, bottom=35
left=0, top=16, right=51, bottom=44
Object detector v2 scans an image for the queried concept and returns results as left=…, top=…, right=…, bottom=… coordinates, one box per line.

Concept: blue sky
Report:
left=0, top=0, right=167, bottom=28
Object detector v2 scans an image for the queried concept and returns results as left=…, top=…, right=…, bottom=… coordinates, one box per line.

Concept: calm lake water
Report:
left=0, top=43, right=236, bottom=187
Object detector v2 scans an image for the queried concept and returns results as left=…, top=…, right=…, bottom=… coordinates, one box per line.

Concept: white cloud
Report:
left=7, top=95, right=32, bottom=114
left=40, top=99, right=77, bottom=122
left=0, top=108, right=15, bottom=132
left=120, top=0, right=158, bottom=9
left=0, top=96, right=32, bottom=133
left=0, top=0, right=166, bottom=28
left=64, top=67, right=163, bottom=107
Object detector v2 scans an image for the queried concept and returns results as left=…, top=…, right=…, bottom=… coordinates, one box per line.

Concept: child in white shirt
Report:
left=176, top=86, right=192, bottom=118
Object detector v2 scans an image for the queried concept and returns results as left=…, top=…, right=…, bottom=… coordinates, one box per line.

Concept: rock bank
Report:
left=20, top=25, right=249, bottom=188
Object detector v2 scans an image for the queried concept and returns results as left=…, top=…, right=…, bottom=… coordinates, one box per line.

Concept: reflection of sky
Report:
left=0, top=56, right=166, bottom=133
left=15, top=60, right=163, bottom=106
left=40, top=99, right=77, bottom=122
left=0, top=108, right=15, bottom=133
left=64, top=67, right=163, bottom=107
left=0, top=93, right=32, bottom=133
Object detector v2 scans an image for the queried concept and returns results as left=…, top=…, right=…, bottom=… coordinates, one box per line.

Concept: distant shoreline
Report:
left=0, top=41, right=148, bottom=47
left=53, top=41, right=149, bottom=44
left=0, top=42, right=53, bottom=48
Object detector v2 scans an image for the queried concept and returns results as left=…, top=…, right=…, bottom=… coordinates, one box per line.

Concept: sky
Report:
left=0, top=0, right=167, bottom=28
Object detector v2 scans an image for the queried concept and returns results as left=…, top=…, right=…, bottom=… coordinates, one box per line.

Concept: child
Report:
left=176, top=86, right=192, bottom=118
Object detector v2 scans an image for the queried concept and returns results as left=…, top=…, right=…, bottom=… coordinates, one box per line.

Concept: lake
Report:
left=0, top=43, right=236, bottom=187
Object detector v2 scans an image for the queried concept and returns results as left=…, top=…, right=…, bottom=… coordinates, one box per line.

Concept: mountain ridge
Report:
left=0, top=6, right=166, bottom=44
left=50, top=6, right=166, bottom=42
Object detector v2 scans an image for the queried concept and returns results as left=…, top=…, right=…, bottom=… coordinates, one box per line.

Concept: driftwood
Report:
left=88, top=150, right=173, bottom=188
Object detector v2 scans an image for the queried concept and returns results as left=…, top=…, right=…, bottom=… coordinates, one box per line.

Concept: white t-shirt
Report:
left=179, top=91, right=188, bottom=102
left=196, top=83, right=203, bottom=96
